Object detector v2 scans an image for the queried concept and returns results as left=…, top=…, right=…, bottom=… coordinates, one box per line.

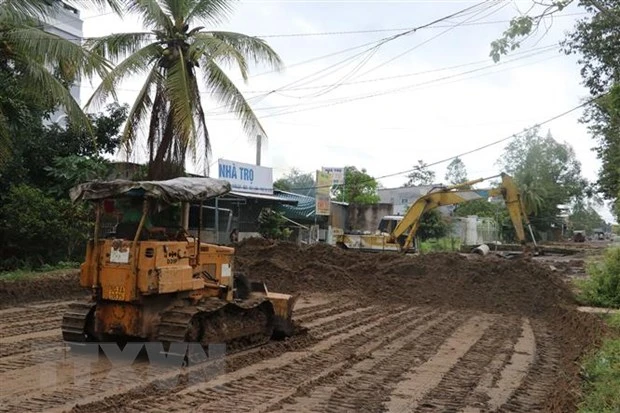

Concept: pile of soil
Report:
left=0, top=270, right=85, bottom=309
left=235, top=242, right=581, bottom=317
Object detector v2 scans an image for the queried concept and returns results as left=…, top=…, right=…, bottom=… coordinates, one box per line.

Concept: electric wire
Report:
left=274, top=95, right=603, bottom=191
left=206, top=46, right=559, bottom=117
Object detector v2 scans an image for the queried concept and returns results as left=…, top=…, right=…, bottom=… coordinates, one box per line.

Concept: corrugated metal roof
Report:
left=226, top=191, right=299, bottom=205
left=274, top=190, right=317, bottom=222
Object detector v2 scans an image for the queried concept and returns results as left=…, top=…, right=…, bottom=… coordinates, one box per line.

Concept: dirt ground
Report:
left=0, top=240, right=606, bottom=412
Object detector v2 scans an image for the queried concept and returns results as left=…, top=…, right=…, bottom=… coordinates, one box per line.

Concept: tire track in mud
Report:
left=124, top=306, right=448, bottom=413
left=0, top=301, right=388, bottom=412
left=497, top=320, right=561, bottom=413
left=68, top=305, right=429, bottom=413
left=0, top=300, right=358, bottom=374
left=0, top=318, right=61, bottom=339
left=266, top=309, right=461, bottom=413
left=0, top=302, right=71, bottom=325
left=383, top=314, right=497, bottom=413
left=458, top=317, right=536, bottom=412
left=0, top=333, right=63, bottom=359
left=411, top=316, right=523, bottom=412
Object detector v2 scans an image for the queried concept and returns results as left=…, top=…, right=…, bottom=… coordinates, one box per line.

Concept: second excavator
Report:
left=336, top=172, right=539, bottom=254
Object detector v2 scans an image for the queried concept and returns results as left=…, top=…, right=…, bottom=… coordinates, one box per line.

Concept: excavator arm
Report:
left=387, top=173, right=537, bottom=252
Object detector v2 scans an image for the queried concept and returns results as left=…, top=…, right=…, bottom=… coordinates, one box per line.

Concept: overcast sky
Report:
left=76, top=0, right=615, bottom=222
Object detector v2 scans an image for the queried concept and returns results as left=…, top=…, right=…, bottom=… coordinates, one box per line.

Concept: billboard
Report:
left=321, top=167, right=345, bottom=186
left=217, top=158, right=273, bottom=195
left=315, top=170, right=332, bottom=215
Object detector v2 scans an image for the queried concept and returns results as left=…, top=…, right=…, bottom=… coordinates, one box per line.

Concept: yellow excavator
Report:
left=62, top=177, right=297, bottom=360
left=336, top=172, right=538, bottom=254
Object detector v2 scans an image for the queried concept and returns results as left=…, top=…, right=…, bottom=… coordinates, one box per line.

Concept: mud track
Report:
left=0, top=241, right=606, bottom=412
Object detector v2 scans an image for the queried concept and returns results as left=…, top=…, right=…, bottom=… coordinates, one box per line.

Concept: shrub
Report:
left=578, top=247, right=620, bottom=308
left=0, top=184, right=92, bottom=270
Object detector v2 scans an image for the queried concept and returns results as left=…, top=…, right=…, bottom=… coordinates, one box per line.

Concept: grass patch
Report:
left=578, top=313, right=620, bottom=413
left=419, top=237, right=462, bottom=253
left=576, top=247, right=620, bottom=308
left=0, top=261, right=80, bottom=281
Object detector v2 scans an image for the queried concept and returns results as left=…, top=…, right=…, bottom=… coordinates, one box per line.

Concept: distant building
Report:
left=378, top=184, right=455, bottom=216
left=44, top=1, right=84, bottom=123
left=378, top=185, right=435, bottom=215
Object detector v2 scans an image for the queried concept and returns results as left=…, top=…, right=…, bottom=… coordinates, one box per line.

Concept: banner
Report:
left=321, top=167, right=345, bottom=186
left=217, top=158, right=273, bottom=194
left=315, top=170, right=332, bottom=215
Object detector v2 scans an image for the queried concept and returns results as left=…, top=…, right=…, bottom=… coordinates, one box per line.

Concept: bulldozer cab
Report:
left=105, top=194, right=184, bottom=241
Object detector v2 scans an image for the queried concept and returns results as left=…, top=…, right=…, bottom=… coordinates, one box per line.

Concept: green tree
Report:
left=334, top=166, right=380, bottom=204
left=453, top=199, right=499, bottom=218
left=0, top=103, right=127, bottom=193
left=492, top=1, right=620, bottom=220
left=417, top=209, right=449, bottom=241
left=570, top=200, right=606, bottom=233
left=444, top=157, right=468, bottom=185
left=273, top=168, right=315, bottom=198
left=0, top=0, right=120, bottom=164
left=405, top=160, right=436, bottom=186
left=0, top=184, right=92, bottom=270
left=498, top=127, right=587, bottom=233
left=85, top=0, right=283, bottom=180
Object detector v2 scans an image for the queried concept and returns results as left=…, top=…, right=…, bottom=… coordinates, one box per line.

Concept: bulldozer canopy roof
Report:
left=69, top=177, right=231, bottom=204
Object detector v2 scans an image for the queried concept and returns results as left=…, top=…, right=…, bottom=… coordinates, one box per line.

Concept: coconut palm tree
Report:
left=0, top=0, right=122, bottom=165
left=85, top=0, right=283, bottom=180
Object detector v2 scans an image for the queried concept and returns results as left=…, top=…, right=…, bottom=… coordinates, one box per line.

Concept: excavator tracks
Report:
left=156, top=297, right=275, bottom=362
left=60, top=301, right=95, bottom=344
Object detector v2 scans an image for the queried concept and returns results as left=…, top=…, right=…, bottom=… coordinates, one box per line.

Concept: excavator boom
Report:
left=387, top=173, right=537, bottom=252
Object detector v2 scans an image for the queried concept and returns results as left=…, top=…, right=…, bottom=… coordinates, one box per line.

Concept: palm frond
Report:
left=159, top=0, right=192, bottom=27
left=120, top=65, right=161, bottom=156
left=189, top=72, right=211, bottom=173
left=4, top=26, right=112, bottom=80
left=165, top=46, right=198, bottom=155
left=201, top=57, right=266, bottom=139
left=0, top=0, right=61, bottom=24
left=186, top=0, right=235, bottom=26
left=190, top=32, right=248, bottom=79
left=64, top=0, right=125, bottom=16
left=125, top=0, right=173, bottom=31
left=85, top=42, right=162, bottom=111
left=85, top=32, right=155, bottom=63
left=19, top=56, right=93, bottom=135
left=200, top=30, right=283, bottom=75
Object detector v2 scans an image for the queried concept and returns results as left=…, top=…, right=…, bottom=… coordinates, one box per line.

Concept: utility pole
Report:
left=256, top=134, right=262, bottom=166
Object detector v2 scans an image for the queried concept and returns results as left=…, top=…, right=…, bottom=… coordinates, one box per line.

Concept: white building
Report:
left=378, top=185, right=435, bottom=215
left=44, top=1, right=84, bottom=123
left=378, top=184, right=455, bottom=216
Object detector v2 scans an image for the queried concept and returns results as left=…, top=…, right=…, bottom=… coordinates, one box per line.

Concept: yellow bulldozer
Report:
left=62, top=177, right=297, bottom=359
left=336, top=172, right=539, bottom=254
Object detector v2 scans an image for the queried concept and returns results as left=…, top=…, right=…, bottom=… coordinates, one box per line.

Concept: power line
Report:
left=278, top=0, right=506, bottom=99
left=202, top=0, right=492, bottom=113
left=254, top=12, right=587, bottom=38
left=76, top=43, right=556, bottom=96
left=206, top=46, right=558, bottom=117
left=280, top=95, right=602, bottom=191
left=353, top=0, right=508, bottom=80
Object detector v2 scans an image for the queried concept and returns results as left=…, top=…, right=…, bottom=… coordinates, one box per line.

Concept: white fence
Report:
left=451, top=216, right=499, bottom=245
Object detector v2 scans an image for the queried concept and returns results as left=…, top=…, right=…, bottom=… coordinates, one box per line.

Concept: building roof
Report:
left=227, top=191, right=298, bottom=205
left=274, top=190, right=316, bottom=221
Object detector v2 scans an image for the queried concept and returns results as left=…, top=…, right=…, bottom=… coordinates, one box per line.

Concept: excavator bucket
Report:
left=250, top=281, right=298, bottom=337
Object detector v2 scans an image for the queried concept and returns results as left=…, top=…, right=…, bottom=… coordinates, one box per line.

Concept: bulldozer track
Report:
left=0, top=295, right=567, bottom=413
left=60, top=301, right=95, bottom=344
